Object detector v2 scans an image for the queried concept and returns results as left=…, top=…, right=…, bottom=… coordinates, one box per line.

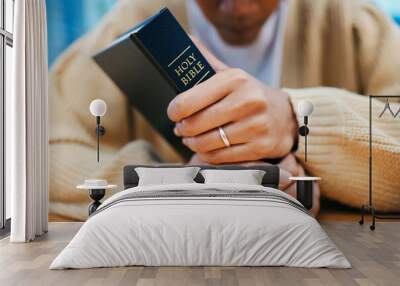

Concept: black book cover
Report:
left=93, top=8, right=216, bottom=160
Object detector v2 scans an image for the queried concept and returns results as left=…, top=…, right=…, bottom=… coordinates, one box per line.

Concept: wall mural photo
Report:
left=47, top=0, right=400, bottom=221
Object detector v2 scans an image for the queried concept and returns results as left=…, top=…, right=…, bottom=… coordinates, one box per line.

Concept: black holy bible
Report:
left=93, top=8, right=216, bottom=160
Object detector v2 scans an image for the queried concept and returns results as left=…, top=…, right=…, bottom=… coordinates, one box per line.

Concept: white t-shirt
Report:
left=187, top=0, right=289, bottom=88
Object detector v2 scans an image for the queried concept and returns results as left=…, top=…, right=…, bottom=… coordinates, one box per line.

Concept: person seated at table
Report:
left=49, top=0, right=400, bottom=221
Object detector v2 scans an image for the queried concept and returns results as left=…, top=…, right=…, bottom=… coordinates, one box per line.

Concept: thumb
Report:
left=190, top=35, right=227, bottom=72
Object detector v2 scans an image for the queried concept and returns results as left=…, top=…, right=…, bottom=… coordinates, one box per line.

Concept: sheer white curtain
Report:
left=8, top=0, right=49, bottom=242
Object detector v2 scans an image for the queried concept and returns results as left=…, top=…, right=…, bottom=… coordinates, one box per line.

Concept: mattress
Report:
left=50, top=183, right=350, bottom=269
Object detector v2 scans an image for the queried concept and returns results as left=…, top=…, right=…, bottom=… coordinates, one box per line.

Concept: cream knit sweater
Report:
left=49, top=0, right=400, bottom=220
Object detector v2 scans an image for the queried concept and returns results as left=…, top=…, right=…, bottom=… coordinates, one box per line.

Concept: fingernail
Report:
left=182, top=138, right=188, bottom=145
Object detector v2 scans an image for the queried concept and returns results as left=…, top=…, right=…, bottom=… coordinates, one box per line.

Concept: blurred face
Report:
left=196, top=0, right=279, bottom=45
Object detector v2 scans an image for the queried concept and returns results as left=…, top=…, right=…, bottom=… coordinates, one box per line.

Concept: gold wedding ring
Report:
left=218, top=127, right=231, bottom=147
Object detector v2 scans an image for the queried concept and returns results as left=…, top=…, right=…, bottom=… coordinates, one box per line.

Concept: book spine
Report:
left=130, top=34, right=181, bottom=93
left=134, top=8, right=215, bottom=93
left=163, top=44, right=215, bottom=92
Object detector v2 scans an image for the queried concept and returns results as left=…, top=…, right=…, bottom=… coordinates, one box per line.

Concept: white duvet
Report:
left=50, top=183, right=350, bottom=269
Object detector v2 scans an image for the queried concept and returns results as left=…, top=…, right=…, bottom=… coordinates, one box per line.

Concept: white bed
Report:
left=50, top=183, right=350, bottom=269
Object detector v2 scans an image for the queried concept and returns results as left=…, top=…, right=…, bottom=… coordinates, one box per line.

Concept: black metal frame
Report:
left=359, top=95, right=400, bottom=230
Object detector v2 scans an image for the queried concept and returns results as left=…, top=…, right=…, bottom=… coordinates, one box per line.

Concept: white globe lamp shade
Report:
left=297, top=100, right=314, bottom=117
left=90, top=99, right=107, bottom=117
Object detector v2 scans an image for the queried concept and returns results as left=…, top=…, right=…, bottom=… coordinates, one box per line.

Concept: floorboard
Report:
left=0, top=222, right=399, bottom=286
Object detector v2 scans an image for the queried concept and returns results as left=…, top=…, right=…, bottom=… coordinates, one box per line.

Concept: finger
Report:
left=167, top=68, right=244, bottom=122
left=183, top=128, right=229, bottom=153
left=174, top=89, right=267, bottom=137
left=181, top=116, right=267, bottom=153
left=190, top=35, right=227, bottom=71
left=197, top=143, right=260, bottom=164
left=187, top=154, right=210, bottom=165
left=174, top=95, right=236, bottom=137
left=198, top=135, right=285, bottom=163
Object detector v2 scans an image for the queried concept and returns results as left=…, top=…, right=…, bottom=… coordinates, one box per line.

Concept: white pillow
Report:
left=135, top=167, right=200, bottom=186
left=200, top=169, right=266, bottom=185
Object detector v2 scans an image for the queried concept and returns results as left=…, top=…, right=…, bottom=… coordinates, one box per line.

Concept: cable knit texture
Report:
left=49, top=0, right=400, bottom=220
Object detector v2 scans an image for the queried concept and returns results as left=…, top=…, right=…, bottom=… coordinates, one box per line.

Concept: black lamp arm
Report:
left=298, top=116, right=309, bottom=162
left=95, top=116, right=106, bottom=162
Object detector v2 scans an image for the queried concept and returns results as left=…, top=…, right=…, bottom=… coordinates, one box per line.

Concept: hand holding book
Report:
left=168, top=37, right=299, bottom=164
left=94, top=8, right=215, bottom=160
left=94, top=8, right=298, bottom=164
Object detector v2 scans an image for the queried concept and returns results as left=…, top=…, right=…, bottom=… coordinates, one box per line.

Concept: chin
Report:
left=218, top=28, right=260, bottom=46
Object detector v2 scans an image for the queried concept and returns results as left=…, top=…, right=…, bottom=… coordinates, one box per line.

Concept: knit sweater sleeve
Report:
left=285, top=2, right=400, bottom=212
left=48, top=0, right=170, bottom=220
left=287, top=88, right=400, bottom=211
left=288, top=1, right=400, bottom=211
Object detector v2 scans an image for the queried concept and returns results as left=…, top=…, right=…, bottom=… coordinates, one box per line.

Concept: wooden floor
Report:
left=0, top=222, right=399, bottom=286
